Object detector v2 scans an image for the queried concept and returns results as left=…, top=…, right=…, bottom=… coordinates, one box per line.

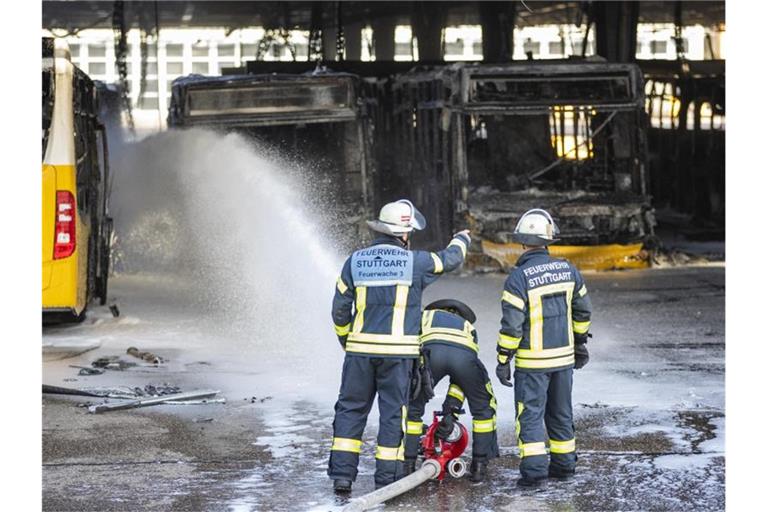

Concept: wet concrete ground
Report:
left=43, top=266, right=724, bottom=511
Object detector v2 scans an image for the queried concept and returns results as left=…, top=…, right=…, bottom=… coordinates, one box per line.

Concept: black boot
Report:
left=470, top=459, right=488, bottom=483
left=333, top=479, right=352, bottom=493
left=404, top=458, right=417, bottom=476
left=517, top=476, right=546, bottom=488
left=548, top=467, right=575, bottom=480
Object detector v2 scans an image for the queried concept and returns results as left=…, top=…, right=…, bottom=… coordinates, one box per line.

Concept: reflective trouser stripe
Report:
left=334, top=323, right=351, bottom=337
left=375, top=444, right=403, bottom=461
left=486, top=381, right=497, bottom=412
left=473, top=417, right=496, bottom=433
left=573, top=320, right=591, bottom=334
left=401, top=405, right=407, bottom=439
left=336, top=277, right=349, bottom=295
left=430, top=252, right=444, bottom=274
left=502, top=290, right=525, bottom=310
left=550, top=438, right=576, bottom=454
left=515, top=402, right=523, bottom=439
left=449, top=237, right=468, bottom=258
left=406, top=421, right=423, bottom=435
left=352, top=286, right=367, bottom=333
left=498, top=333, right=521, bottom=350
left=332, top=437, right=362, bottom=453
left=519, top=441, right=548, bottom=457
left=516, top=354, right=575, bottom=369
left=447, top=384, right=465, bottom=402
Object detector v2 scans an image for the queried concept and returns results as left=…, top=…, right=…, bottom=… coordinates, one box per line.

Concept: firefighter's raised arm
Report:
left=422, top=230, right=471, bottom=286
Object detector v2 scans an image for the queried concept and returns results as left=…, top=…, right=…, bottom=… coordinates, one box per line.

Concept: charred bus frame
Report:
left=167, top=72, right=377, bottom=241
left=382, top=61, right=655, bottom=258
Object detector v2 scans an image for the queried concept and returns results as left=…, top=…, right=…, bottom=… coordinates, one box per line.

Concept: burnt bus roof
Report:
left=394, top=60, right=646, bottom=114
left=168, top=72, right=362, bottom=127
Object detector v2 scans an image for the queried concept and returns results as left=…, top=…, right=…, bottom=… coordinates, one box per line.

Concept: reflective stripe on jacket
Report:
left=497, top=247, right=592, bottom=371
left=332, top=233, right=469, bottom=358
left=420, top=309, right=478, bottom=354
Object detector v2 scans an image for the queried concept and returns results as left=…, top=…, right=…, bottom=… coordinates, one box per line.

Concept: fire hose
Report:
left=341, top=459, right=441, bottom=512
left=342, top=411, right=469, bottom=512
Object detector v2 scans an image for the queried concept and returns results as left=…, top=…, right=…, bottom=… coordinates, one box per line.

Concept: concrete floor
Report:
left=42, top=266, right=724, bottom=511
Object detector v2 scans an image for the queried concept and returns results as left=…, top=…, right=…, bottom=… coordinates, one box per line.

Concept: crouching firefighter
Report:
left=404, top=299, right=500, bottom=483
left=495, top=209, right=592, bottom=487
left=328, top=199, right=471, bottom=493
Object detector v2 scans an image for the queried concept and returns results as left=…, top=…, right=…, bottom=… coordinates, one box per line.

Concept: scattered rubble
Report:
left=91, top=356, right=138, bottom=371
left=127, top=346, right=164, bottom=364
left=69, top=365, right=105, bottom=376
left=247, top=396, right=273, bottom=404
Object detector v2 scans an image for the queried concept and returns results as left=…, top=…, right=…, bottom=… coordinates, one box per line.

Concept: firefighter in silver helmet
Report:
left=496, top=209, right=593, bottom=487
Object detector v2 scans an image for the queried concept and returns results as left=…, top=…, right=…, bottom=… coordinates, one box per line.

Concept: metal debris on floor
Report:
left=88, top=389, right=221, bottom=414
left=69, top=365, right=106, bottom=376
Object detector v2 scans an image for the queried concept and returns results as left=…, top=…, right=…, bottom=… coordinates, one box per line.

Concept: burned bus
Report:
left=167, top=72, right=376, bottom=242
left=383, top=61, right=656, bottom=270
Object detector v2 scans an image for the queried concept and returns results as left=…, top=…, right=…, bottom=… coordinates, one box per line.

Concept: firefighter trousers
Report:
left=404, top=345, right=499, bottom=461
left=514, top=368, right=576, bottom=480
left=327, top=355, right=411, bottom=486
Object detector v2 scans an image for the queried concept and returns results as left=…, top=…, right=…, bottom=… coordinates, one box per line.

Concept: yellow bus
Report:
left=42, top=38, right=112, bottom=322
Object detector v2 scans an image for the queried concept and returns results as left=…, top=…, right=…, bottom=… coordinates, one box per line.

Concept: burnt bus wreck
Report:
left=382, top=62, right=656, bottom=269
left=167, top=72, right=376, bottom=241
left=168, top=60, right=656, bottom=269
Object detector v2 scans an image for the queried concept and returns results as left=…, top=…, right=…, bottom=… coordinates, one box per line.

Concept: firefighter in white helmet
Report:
left=496, top=208, right=593, bottom=486
left=328, top=199, right=471, bottom=492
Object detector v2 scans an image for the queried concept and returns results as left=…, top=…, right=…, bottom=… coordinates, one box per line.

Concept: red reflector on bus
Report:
left=54, top=191, right=76, bottom=259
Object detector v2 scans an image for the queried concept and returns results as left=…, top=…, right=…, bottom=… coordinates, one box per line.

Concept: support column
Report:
left=322, top=26, right=337, bottom=61
left=371, top=17, right=396, bottom=61
left=344, top=21, right=362, bottom=60
left=479, top=1, right=515, bottom=62
left=594, top=1, right=639, bottom=62
left=412, top=1, right=446, bottom=62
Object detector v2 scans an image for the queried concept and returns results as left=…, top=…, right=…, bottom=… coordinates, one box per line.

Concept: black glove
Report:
left=337, top=336, right=347, bottom=349
left=436, top=412, right=457, bottom=440
left=574, top=343, right=589, bottom=369
left=410, top=357, right=435, bottom=400
left=574, top=332, right=591, bottom=345
left=410, top=360, right=422, bottom=399
left=496, top=362, right=513, bottom=387
left=420, top=363, right=435, bottom=400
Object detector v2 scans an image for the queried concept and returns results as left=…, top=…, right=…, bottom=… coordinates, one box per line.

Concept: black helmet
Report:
left=424, top=299, right=477, bottom=324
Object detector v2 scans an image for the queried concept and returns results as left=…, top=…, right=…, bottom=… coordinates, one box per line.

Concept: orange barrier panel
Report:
left=481, top=240, right=649, bottom=271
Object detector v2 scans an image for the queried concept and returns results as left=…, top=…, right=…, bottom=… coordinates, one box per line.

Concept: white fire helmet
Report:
left=366, top=199, right=427, bottom=236
left=512, top=208, right=560, bottom=246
